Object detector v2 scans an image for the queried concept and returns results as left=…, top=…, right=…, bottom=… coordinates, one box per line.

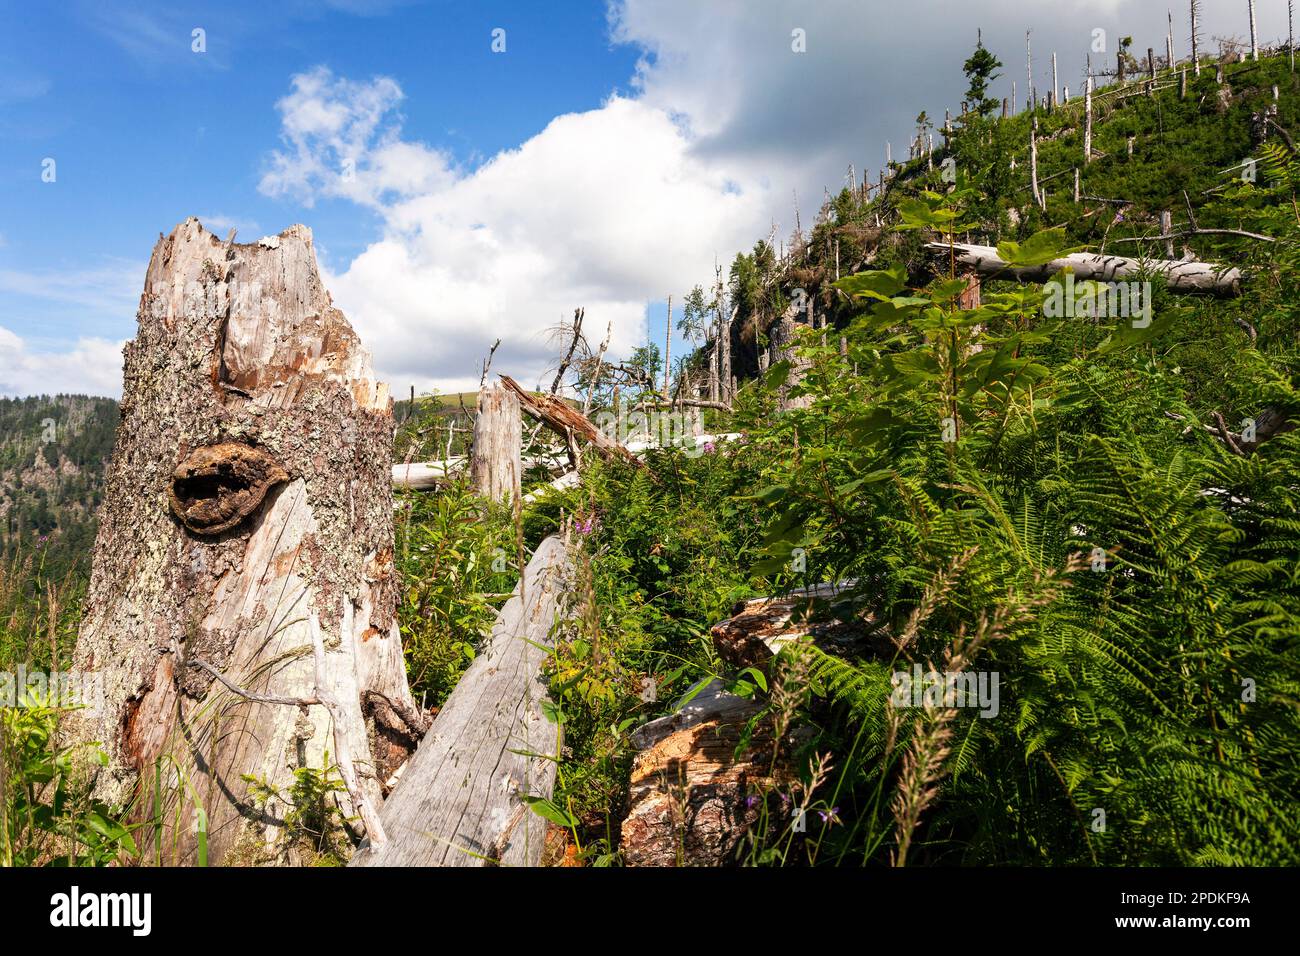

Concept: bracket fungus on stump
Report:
left=168, top=442, right=289, bottom=535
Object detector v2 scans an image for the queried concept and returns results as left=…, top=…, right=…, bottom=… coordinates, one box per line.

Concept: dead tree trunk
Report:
left=1084, top=73, right=1094, bottom=163
left=1030, top=119, right=1044, bottom=210
left=500, top=374, right=644, bottom=468
left=663, top=295, right=673, bottom=398
left=351, top=535, right=572, bottom=867
left=721, top=303, right=735, bottom=406
left=1249, top=0, right=1259, bottom=62
left=925, top=242, right=1243, bottom=296
left=767, top=305, right=813, bottom=412
left=1192, top=0, right=1201, bottom=76
left=470, top=382, right=521, bottom=505
left=68, top=218, right=419, bottom=866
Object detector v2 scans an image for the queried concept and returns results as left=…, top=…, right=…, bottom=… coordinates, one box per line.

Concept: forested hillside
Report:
left=0, top=395, right=116, bottom=619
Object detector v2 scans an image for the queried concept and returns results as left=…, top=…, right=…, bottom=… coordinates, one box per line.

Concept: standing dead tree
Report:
left=1191, top=0, right=1202, bottom=76
left=470, top=382, right=521, bottom=505
left=68, top=218, right=420, bottom=865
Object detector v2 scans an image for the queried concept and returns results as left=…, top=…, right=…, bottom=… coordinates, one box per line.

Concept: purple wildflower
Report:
left=575, top=515, right=598, bottom=536
left=818, top=806, right=841, bottom=825
left=703, top=442, right=717, bottom=454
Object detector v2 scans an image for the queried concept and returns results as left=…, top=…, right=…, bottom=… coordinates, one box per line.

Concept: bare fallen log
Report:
left=392, top=451, right=568, bottom=490
left=68, top=218, right=418, bottom=865
left=391, top=457, right=466, bottom=490
left=351, top=534, right=573, bottom=867
left=522, top=470, right=581, bottom=504
left=500, top=374, right=645, bottom=468
left=925, top=241, right=1243, bottom=296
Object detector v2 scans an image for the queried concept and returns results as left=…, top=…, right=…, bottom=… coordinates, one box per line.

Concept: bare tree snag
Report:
left=1030, top=120, right=1043, bottom=209
left=351, top=535, right=573, bottom=867
left=68, top=218, right=418, bottom=866
left=470, top=382, right=521, bottom=505
left=550, top=307, right=584, bottom=396
left=1191, top=0, right=1201, bottom=76
left=925, top=242, right=1243, bottom=296
left=767, top=303, right=813, bottom=412
left=1249, top=0, right=1259, bottom=62
left=722, top=307, right=736, bottom=406
left=499, top=374, right=644, bottom=469
left=1084, top=73, right=1094, bottom=163
left=664, top=295, right=673, bottom=397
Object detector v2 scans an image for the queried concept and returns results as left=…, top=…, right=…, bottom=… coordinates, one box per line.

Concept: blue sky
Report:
left=1, top=1, right=644, bottom=366
left=1, top=0, right=1286, bottom=397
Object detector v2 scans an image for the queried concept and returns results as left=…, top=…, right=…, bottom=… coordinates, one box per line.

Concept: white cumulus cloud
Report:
left=263, top=67, right=773, bottom=394
left=0, top=326, right=126, bottom=398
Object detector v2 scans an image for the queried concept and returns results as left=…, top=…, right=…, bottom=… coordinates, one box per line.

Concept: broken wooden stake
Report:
left=470, top=381, right=521, bottom=505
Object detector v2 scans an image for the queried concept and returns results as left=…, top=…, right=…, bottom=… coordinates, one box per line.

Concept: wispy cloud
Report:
left=0, top=73, right=51, bottom=106
left=86, top=7, right=184, bottom=64
left=0, top=259, right=143, bottom=313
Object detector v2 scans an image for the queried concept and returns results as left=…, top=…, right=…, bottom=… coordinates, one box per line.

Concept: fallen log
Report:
left=710, top=581, right=875, bottom=670
left=351, top=534, right=573, bottom=867
left=522, top=470, right=581, bottom=504
left=500, top=374, right=645, bottom=468
left=621, top=583, right=870, bottom=866
left=391, top=457, right=466, bottom=490
left=68, top=218, right=418, bottom=865
left=392, top=451, right=568, bottom=490
left=925, top=241, right=1243, bottom=296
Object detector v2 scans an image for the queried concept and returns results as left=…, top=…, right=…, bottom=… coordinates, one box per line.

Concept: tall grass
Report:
left=0, top=543, right=136, bottom=867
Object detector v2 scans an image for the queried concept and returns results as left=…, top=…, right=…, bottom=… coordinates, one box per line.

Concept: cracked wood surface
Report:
left=69, top=217, right=417, bottom=865
left=351, top=534, right=573, bottom=867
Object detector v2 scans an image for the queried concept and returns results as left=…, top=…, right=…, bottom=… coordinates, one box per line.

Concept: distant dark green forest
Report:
left=0, top=395, right=118, bottom=589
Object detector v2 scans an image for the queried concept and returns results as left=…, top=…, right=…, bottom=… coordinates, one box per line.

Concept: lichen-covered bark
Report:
left=69, top=217, right=417, bottom=865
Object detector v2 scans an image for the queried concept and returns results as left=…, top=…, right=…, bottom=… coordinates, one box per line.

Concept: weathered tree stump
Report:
left=766, top=304, right=813, bottom=412
left=470, top=381, right=521, bottom=504
left=69, top=218, right=419, bottom=865
left=622, top=582, right=872, bottom=866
